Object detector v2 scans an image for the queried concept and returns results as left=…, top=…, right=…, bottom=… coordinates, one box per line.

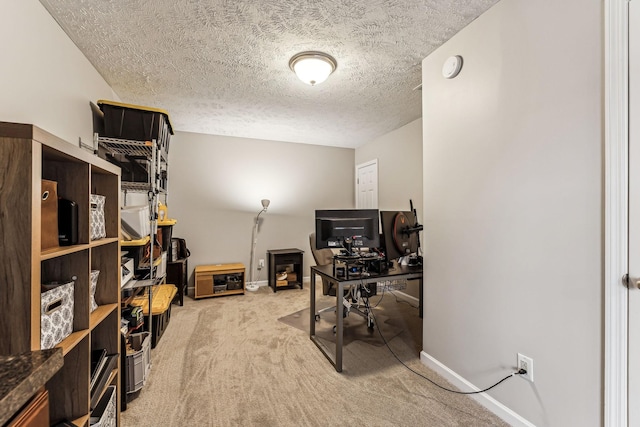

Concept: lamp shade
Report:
left=289, top=52, right=337, bottom=86
left=261, top=199, right=270, bottom=209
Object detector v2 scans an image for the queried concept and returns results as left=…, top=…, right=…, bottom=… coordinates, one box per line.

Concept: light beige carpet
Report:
left=277, top=303, right=404, bottom=348
left=120, top=284, right=509, bottom=427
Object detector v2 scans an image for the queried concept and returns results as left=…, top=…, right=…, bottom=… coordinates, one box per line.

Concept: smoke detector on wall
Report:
left=442, top=55, right=463, bottom=79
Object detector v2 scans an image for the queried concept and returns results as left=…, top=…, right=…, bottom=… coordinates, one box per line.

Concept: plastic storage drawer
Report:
left=121, top=205, right=150, bottom=240
left=125, top=332, right=151, bottom=393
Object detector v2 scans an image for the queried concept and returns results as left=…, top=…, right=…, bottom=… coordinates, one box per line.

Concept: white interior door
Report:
left=630, top=1, right=640, bottom=424
left=356, top=159, right=378, bottom=209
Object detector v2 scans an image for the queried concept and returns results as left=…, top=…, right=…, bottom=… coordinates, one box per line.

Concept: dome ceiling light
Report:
left=289, top=51, right=337, bottom=86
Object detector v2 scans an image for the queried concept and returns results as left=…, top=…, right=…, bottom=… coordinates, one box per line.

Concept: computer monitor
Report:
left=315, top=209, right=380, bottom=253
left=380, top=211, right=420, bottom=261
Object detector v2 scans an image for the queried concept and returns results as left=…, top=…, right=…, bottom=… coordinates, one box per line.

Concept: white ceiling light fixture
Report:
left=289, top=51, right=337, bottom=86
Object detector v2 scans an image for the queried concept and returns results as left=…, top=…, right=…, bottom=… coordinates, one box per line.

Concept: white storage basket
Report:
left=90, top=385, right=116, bottom=427
left=41, top=280, right=74, bottom=349
left=90, top=194, right=106, bottom=240
left=90, top=270, right=100, bottom=312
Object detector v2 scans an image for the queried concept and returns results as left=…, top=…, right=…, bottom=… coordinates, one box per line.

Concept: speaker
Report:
left=367, top=258, right=389, bottom=274
left=58, top=198, right=78, bottom=246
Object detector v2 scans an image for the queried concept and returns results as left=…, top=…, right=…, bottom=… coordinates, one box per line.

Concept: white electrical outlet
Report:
left=258, top=259, right=265, bottom=269
left=517, top=353, right=534, bottom=382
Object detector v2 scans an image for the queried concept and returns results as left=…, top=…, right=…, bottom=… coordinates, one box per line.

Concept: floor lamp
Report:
left=247, top=199, right=270, bottom=292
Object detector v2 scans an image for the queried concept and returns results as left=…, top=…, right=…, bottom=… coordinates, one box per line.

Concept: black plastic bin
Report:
left=158, top=224, right=173, bottom=256
left=144, top=303, right=172, bottom=349
left=97, top=100, right=173, bottom=147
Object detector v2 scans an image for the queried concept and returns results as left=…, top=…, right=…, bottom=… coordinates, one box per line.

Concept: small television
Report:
left=315, top=209, right=380, bottom=253
left=380, top=211, right=420, bottom=261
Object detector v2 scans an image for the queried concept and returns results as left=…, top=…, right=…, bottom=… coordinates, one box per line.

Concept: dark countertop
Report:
left=0, top=348, right=63, bottom=426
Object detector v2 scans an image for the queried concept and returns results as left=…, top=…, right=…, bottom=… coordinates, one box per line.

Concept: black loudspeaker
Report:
left=367, top=258, right=389, bottom=274
left=58, top=198, right=78, bottom=246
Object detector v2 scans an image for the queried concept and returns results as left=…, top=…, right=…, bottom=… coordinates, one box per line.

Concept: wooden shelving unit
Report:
left=195, top=264, right=245, bottom=299
left=99, top=131, right=169, bottom=407
left=0, top=122, right=121, bottom=425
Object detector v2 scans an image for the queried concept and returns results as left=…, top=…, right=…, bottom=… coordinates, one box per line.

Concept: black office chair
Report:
left=309, top=233, right=374, bottom=329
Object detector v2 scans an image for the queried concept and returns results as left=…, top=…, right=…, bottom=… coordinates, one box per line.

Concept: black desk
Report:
left=309, top=262, right=423, bottom=372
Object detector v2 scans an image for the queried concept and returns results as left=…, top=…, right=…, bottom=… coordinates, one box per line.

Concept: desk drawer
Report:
left=275, top=255, right=301, bottom=265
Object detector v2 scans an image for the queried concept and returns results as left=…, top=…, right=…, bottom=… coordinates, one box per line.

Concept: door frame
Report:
left=605, top=0, right=629, bottom=425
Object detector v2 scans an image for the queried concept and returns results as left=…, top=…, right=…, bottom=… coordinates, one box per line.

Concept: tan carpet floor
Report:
left=120, top=284, right=509, bottom=426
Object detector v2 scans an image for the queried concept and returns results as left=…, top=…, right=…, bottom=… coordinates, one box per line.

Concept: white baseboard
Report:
left=420, top=352, right=535, bottom=427
left=245, top=280, right=268, bottom=288
left=187, top=279, right=269, bottom=295
left=392, top=290, right=419, bottom=305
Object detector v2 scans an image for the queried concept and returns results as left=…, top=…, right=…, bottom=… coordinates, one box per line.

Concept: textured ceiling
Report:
left=39, top=0, right=498, bottom=148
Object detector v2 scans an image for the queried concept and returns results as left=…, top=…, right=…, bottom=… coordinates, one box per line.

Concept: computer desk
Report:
left=309, top=262, right=423, bottom=372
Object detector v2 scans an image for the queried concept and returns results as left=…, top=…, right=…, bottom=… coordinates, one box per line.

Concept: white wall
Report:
left=356, top=118, right=423, bottom=299
left=0, top=1, right=355, bottom=289
left=167, top=131, right=355, bottom=286
left=355, top=118, right=423, bottom=219
left=0, top=1, right=117, bottom=145
left=421, top=0, right=602, bottom=425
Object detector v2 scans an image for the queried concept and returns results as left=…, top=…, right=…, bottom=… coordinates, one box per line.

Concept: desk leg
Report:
left=419, top=276, right=423, bottom=319
left=310, top=273, right=316, bottom=337
left=309, top=272, right=343, bottom=373
left=336, top=282, right=344, bottom=372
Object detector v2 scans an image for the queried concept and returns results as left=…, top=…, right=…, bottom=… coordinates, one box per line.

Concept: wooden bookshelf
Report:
left=0, top=122, right=121, bottom=425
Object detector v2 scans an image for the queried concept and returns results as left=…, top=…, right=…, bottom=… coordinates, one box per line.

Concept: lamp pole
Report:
left=247, top=199, right=270, bottom=292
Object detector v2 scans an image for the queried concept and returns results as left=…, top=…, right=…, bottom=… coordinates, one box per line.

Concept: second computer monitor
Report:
left=380, top=210, right=419, bottom=261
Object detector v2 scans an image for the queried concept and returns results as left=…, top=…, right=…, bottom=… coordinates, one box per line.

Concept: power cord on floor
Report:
left=388, top=289, right=419, bottom=309
left=254, top=268, right=264, bottom=285
left=370, top=283, right=386, bottom=308
left=370, top=309, right=526, bottom=395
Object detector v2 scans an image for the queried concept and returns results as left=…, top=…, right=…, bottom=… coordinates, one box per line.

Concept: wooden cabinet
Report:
left=0, top=122, right=121, bottom=426
left=195, top=264, right=245, bottom=299
left=8, top=389, right=49, bottom=427
left=267, top=248, right=304, bottom=292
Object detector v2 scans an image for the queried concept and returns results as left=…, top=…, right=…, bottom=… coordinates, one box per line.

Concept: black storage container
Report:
left=97, top=100, right=173, bottom=148
left=158, top=224, right=173, bottom=257
left=103, top=154, right=151, bottom=184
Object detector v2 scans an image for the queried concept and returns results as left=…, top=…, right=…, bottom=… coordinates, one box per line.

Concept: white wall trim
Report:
left=188, top=279, right=269, bottom=295
left=392, top=291, right=420, bottom=306
left=420, top=352, right=535, bottom=427
left=604, top=0, right=629, bottom=425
